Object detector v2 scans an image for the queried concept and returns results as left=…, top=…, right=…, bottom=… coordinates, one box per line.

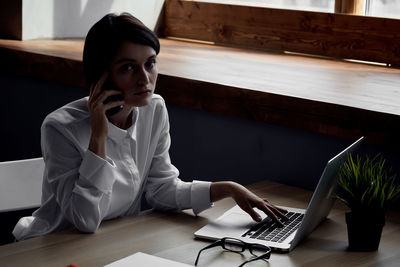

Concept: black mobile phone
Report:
left=102, top=78, right=123, bottom=116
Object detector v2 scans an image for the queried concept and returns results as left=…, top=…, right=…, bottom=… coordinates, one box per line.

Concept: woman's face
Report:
left=109, top=41, right=158, bottom=107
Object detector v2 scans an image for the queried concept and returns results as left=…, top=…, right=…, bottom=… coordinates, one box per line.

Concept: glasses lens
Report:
left=223, top=238, right=245, bottom=252
left=251, top=246, right=270, bottom=257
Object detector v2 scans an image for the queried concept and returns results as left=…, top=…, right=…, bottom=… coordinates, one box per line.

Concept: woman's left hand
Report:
left=210, top=181, right=288, bottom=226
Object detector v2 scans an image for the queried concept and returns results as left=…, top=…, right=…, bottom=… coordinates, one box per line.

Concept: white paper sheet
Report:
left=104, top=252, right=192, bottom=267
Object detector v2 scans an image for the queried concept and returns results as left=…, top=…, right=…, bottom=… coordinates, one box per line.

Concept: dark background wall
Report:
left=1, top=73, right=399, bottom=191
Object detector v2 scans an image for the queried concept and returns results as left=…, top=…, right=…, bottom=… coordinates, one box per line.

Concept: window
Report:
left=197, top=0, right=400, bottom=18
left=366, top=0, right=400, bottom=19
left=196, top=0, right=335, bottom=12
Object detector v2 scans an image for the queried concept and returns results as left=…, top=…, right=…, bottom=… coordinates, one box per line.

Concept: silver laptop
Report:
left=195, top=137, right=364, bottom=252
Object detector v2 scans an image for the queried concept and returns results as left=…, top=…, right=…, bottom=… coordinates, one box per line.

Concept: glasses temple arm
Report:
left=194, top=240, right=222, bottom=266
left=238, top=251, right=271, bottom=267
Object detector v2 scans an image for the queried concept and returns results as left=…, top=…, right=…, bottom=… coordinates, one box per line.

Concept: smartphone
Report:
left=102, top=78, right=123, bottom=116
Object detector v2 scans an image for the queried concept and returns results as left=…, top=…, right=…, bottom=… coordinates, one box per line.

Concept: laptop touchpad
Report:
left=214, top=212, right=254, bottom=233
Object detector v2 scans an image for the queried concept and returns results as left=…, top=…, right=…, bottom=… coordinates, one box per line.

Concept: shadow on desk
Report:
left=300, top=237, right=348, bottom=252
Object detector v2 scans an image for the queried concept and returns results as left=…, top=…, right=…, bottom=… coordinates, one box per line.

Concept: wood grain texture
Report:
left=165, top=0, right=400, bottom=65
left=0, top=181, right=399, bottom=267
left=0, top=39, right=85, bottom=88
left=0, top=0, right=22, bottom=40
left=1, top=38, right=399, bottom=146
left=335, top=0, right=365, bottom=15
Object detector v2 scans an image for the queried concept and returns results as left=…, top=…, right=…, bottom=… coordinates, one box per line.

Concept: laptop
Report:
left=195, top=136, right=364, bottom=252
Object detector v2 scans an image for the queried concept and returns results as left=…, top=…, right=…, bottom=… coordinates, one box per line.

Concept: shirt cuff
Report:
left=191, top=180, right=213, bottom=215
left=79, top=149, right=116, bottom=193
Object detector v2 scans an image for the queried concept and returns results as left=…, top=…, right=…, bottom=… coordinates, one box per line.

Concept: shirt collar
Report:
left=107, top=107, right=138, bottom=141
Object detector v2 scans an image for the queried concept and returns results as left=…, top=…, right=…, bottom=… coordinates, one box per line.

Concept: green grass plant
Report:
left=337, top=154, right=400, bottom=215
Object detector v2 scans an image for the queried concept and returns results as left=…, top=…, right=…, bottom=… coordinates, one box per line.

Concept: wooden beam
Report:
left=156, top=74, right=400, bottom=147
left=0, top=0, right=22, bottom=40
left=165, top=0, right=400, bottom=65
left=335, top=0, right=365, bottom=15
left=1, top=38, right=400, bottom=147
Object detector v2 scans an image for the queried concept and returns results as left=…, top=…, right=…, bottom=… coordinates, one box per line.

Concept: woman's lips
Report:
left=134, top=90, right=151, bottom=96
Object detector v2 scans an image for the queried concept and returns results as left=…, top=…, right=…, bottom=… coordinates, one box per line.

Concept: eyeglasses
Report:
left=194, top=237, right=271, bottom=267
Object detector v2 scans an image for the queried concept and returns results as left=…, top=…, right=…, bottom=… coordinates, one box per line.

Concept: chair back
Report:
left=0, top=158, right=44, bottom=212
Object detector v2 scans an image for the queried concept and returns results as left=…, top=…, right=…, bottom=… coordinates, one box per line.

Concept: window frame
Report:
left=165, top=0, right=400, bottom=66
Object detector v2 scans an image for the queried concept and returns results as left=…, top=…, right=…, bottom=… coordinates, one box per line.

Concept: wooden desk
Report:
left=0, top=181, right=398, bottom=267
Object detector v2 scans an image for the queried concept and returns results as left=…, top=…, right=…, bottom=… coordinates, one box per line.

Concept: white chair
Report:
left=0, top=157, right=44, bottom=212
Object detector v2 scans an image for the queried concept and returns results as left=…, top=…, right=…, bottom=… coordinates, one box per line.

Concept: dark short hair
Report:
left=83, top=13, right=160, bottom=85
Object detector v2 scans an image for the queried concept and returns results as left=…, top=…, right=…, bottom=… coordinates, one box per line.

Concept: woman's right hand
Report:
left=87, top=72, right=124, bottom=158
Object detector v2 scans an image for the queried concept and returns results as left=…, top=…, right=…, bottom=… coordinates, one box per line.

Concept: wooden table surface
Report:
left=0, top=181, right=398, bottom=267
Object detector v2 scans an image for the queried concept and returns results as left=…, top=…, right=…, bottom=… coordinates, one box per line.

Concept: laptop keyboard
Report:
left=244, top=211, right=304, bottom=243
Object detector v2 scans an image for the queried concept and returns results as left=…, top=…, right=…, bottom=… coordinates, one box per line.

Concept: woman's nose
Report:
left=136, top=67, right=150, bottom=85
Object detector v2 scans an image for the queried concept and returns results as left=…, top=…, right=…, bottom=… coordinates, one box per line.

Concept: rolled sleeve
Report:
left=79, top=150, right=116, bottom=193
left=191, top=180, right=213, bottom=215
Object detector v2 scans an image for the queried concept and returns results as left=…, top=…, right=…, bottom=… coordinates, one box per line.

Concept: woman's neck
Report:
left=108, top=106, right=134, bottom=130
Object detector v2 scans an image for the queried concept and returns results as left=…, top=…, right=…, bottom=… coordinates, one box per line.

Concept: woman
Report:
left=13, top=13, right=286, bottom=241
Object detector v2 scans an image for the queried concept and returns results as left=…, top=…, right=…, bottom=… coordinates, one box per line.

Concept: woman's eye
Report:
left=121, top=64, right=135, bottom=72
left=145, top=59, right=156, bottom=69
left=119, top=59, right=156, bottom=73
left=145, top=57, right=156, bottom=69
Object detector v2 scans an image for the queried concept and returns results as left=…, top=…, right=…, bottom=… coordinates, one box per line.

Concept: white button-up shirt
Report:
left=13, top=94, right=212, bottom=240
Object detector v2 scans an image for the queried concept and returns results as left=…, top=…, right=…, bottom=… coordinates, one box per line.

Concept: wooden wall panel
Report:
left=156, top=74, right=400, bottom=147
left=165, top=0, right=400, bottom=65
left=335, top=0, right=364, bottom=15
left=0, top=47, right=85, bottom=88
left=0, top=0, right=22, bottom=40
left=1, top=38, right=399, bottom=147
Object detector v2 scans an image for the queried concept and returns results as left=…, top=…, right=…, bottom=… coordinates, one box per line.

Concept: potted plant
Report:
left=337, top=153, right=400, bottom=251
